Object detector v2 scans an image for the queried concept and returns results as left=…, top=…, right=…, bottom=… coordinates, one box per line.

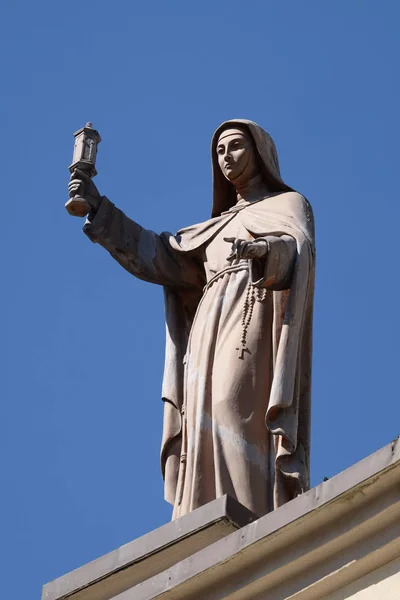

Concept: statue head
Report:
left=216, top=127, right=260, bottom=188
left=211, top=120, right=294, bottom=217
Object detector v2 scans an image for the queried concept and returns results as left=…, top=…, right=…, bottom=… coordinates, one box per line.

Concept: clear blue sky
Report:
left=1, top=2, right=400, bottom=598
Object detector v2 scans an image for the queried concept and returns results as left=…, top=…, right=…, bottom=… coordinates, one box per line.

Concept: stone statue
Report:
left=68, top=120, right=315, bottom=520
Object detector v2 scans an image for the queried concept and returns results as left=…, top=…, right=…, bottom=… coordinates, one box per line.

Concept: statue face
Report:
left=216, top=128, right=259, bottom=186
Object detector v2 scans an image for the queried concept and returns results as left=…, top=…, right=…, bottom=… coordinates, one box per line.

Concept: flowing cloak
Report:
left=161, top=193, right=315, bottom=512
left=83, top=120, right=315, bottom=516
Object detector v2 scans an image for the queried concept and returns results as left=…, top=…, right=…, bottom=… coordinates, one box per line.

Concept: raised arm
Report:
left=68, top=170, right=204, bottom=290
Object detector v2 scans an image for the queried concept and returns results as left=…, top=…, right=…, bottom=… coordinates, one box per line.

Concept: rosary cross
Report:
left=236, top=346, right=250, bottom=360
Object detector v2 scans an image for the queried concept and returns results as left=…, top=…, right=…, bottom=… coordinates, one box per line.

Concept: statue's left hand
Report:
left=224, top=237, right=269, bottom=261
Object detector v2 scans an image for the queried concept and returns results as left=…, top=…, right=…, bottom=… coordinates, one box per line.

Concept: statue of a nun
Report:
left=68, top=120, right=316, bottom=519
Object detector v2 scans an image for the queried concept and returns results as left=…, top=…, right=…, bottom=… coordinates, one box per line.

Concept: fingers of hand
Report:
left=68, top=179, right=84, bottom=198
left=225, top=237, right=268, bottom=261
left=225, top=238, right=248, bottom=261
left=69, top=169, right=89, bottom=198
left=224, top=237, right=236, bottom=261
left=243, top=244, right=257, bottom=259
left=73, top=168, right=91, bottom=182
left=239, top=241, right=252, bottom=259
left=244, top=241, right=268, bottom=259
left=231, top=241, right=241, bottom=260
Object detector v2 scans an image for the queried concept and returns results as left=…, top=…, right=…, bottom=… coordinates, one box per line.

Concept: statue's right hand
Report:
left=68, top=169, right=102, bottom=212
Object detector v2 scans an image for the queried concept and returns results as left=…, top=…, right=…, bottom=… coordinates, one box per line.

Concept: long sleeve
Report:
left=249, top=234, right=297, bottom=290
left=83, top=196, right=204, bottom=289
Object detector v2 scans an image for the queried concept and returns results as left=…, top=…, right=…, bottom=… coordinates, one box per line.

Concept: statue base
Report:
left=65, top=196, right=90, bottom=217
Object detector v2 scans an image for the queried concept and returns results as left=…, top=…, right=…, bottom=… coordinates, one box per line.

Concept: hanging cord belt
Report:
left=202, top=262, right=267, bottom=360
left=203, top=263, right=249, bottom=292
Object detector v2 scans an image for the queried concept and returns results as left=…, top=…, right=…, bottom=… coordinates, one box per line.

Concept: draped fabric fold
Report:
left=161, top=190, right=315, bottom=512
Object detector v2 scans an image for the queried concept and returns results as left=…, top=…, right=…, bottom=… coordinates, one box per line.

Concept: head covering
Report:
left=211, top=119, right=294, bottom=217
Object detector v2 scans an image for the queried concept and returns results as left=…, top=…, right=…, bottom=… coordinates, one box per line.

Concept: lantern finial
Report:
left=66, top=122, right=102, bottom=217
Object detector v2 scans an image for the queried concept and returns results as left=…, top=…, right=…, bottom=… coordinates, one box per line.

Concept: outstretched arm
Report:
left=68, top=171, right=203, bottom=289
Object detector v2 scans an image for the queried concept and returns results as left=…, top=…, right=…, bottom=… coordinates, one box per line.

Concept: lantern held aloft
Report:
left=66, top=122, right=102, bottom=217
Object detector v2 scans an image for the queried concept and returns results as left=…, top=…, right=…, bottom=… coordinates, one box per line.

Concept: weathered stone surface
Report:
left=42, top=495, right=255, bottom=600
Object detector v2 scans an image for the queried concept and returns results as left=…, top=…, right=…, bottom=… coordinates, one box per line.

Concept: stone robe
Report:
left=83, top=189, right=315, bottom=519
